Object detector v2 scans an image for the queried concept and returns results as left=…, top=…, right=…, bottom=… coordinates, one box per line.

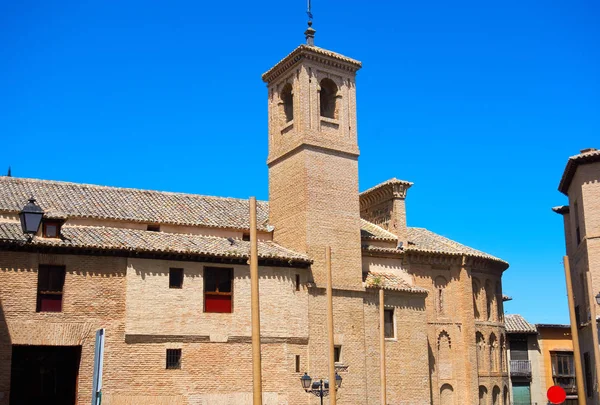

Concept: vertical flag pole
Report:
left=250, top=197, right=263, bottom=405
left=326, top=246, right=337, bottom=405
left=564, top=256, right=586, bottom=405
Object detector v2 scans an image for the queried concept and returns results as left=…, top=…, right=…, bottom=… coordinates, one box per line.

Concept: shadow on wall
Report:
left=0, top=296, right=12, bottom=404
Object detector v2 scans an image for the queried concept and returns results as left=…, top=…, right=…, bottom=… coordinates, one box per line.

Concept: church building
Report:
left=0, top=23, right=509, bottom=405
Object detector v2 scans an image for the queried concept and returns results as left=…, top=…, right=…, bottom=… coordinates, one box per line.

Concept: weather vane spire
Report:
left=305, top=0, right=316, bottom=46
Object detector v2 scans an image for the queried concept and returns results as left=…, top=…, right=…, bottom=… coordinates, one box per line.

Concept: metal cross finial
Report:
left=304, top=0, right=316, bottom=46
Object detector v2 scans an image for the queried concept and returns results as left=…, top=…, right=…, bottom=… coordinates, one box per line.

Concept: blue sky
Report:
left=1, top=1, right=598, bottom=324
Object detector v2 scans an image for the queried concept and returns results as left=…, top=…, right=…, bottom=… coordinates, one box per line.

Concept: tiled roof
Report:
left=406, top=228, right=507, bottom=266
left=262, top=44, right=362, bottom=83
left=0, top=177, right=506, bottom=266
left=0, top=177, right=270, bottom=231
left=363, top=271, right=428, bottom=294
left=558, top=148, right=600, bottom=195
left=505, top=314, right=537, bottom=334
left=0, top=222, right=311, bottom=265
left=360, top=219, right=397, bottom=241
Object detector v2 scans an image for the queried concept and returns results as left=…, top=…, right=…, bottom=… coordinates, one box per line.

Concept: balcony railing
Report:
left=510, top=360, right=532, bottom=377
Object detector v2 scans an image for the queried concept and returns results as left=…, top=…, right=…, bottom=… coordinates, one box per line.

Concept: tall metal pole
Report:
left=326, top=246, right=337, bottom=405
left=379, top=288, right=387, bottom=405
left=320, top=380, right=324, bottom=405
left=564, top=256, right=586, bottom=405
left=586, top=270, right=600, bottom=399
left=250, top=197, right=263, bottom=405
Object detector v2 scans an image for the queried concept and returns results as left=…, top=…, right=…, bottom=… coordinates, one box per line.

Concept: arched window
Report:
left=485, top=280, right=494, bottom=321
left=489, top=333, right=498, bottom=372
left=500, top=334, right=507, bottom=372
left=492, top=386, right=501, bottom=405
left=495, top=281, right=503, bottom=321
left=476, top=332, right=486, bottom=372
left=435, top=276, right=448, bottom=316
left=319, top=78, right=338, bottom=119
left=479, top=386, right=488, bottom=405
left=280, top=83, right=294, bottom=123
left=440, top=384, right=454, bottom=405
left=438, top=331, right=452, bottom=379
left=472, top=278, right=481, bottom=319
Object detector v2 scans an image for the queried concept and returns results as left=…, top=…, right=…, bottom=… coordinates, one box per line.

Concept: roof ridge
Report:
left=0, top=176, right=268, bottom=204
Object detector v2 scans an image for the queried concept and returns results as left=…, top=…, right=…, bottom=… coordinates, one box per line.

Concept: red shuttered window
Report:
left=204, top=267, right=233, bottom=313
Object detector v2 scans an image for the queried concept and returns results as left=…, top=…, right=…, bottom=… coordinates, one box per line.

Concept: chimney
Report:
left=359, top=178, right=413, bottom=244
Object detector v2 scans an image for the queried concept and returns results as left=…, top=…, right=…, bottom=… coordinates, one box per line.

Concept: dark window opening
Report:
left=169, top=268, right=184, bottom=289
left=384, top=308, right=394, bottom=338
left=509, top=338, right=529, bottom=361
left=551, top=351, right=577, bottom=394
left=334, top=346, right=341, bottom=363
left=295, top=355, right=300, bottom=372
left=319, top=78, right=338, bottom=119
left=204, top=267, right=233, bottom=313
left=42, top=221, right=61, bottom=238
left=584, top=352, right=592, bottom=397
left=147, top=224, right=160, bottom=232
left=295, top=274, right=301, bottom=291
left=242, top=233, right=250, bottom=241
left=281, top=83, right=294, bottom=123
left=166, top=349, right=181, bottom=369
left=575, top=305, right=581, bottom=326
left=574, top=201, right=581, bottom=245
left=37, top=265, right=65, bottom=312
left=10, top=345, right=81, bottom=405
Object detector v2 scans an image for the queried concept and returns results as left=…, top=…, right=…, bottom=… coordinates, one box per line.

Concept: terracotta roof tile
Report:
left=0, top=177, right=270, bottom=230
left=363, top=271, right=428, bottom=294
left=360, top=219, right=398, bottom=241
left=406, top=227, right=507, bottom=266
left=505, top=314, right=537, bottom=334
left=0, top=222, right=311, bottom=265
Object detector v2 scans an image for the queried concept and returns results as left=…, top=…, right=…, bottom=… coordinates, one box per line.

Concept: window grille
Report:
left=166, top=349, right=181, bottom=369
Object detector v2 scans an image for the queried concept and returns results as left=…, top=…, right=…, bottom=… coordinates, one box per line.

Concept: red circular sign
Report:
left=547, top=385, right=567, bottom=404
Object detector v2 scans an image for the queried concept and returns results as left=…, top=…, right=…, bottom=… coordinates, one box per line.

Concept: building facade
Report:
left=505, top=315, right=578, bottom=405
left=554, top=148, right=600, bottom=404
left=0, top=27, right=509, bottom=405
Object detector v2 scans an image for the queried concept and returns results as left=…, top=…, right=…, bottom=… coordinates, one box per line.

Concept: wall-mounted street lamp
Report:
left=595, top=292, right=600, bottom=306
left=300, top=372, right=342, bottom=405
left=19, top=197, right=44, bottom=240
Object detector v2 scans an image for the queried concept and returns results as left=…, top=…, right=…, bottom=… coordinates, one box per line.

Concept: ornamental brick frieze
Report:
left=406, top=252, right=462, bottom=267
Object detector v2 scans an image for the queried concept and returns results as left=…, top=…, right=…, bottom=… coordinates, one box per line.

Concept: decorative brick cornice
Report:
left=359, top=178, right=413, bottom=211
left=262, top=44, right=362, bottom=84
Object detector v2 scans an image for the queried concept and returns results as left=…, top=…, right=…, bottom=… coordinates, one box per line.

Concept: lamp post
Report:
left=18, top=197, right=44, bottom=240
left=300, top=372, right=342, bottom=405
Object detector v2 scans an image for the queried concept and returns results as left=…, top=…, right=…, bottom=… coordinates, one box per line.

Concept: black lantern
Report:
left=335, top=373, right=342, bottom=389
left=19, top=197, right=44, bottom=236
left=300, top=373, right=312, bottom=390
left=595, top=292, right=600, bottom=306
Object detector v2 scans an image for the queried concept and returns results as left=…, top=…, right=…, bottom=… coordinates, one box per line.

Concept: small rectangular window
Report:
left=42, top=221, right=61, bottom=238
left=242, top=233, right=250, bottom=241
left=169, top=268, right=184, bottom=289
left=37, top=265, right=66, bottom=312
left=384, top=308, right=395, bottom=338
left=334, top=346, right=341, bottom=363
left=147, top=224, right=160, bottom=232
left=295, top=355, right=300, bottom=372
left=295, top=274, right=301, bottom=291
left=574, top=201, right=581, bottom=245
left=166, top=349, right=181, bottom=369
left=204, top=267, right=233, bottom=313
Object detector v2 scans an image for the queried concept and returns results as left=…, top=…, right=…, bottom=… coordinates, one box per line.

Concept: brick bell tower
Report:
left=262, top=23, right=363, bottom=289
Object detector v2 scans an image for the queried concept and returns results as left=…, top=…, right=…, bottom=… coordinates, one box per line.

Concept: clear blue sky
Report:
left=1, top=1, right=598, bottom=324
